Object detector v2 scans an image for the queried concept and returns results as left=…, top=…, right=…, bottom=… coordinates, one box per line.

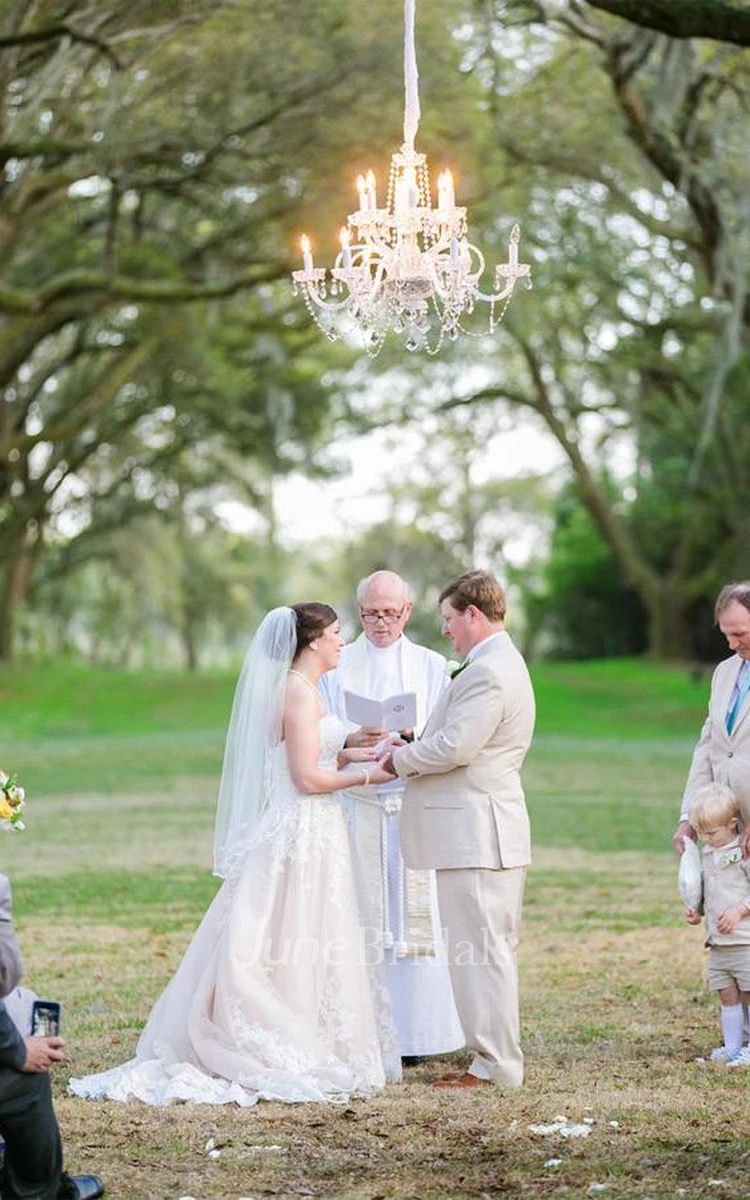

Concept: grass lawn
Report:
left=2, top=657, right=748, bottom=1200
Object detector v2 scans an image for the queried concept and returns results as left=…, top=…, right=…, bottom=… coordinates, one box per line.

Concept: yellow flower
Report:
left=0, top=798, right=12, bottom=820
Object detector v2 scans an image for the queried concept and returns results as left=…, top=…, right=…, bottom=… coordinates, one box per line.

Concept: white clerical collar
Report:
left=466, top=631, right=507, bottom=662
left=366, top=636, right=402, bottom=660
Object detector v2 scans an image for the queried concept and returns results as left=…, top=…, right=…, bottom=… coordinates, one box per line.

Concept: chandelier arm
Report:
left=474, top=282, right=515, bottom=304
left=403, top=0, right=420, bottom=151
left=303, top=287, right=355, bottom=314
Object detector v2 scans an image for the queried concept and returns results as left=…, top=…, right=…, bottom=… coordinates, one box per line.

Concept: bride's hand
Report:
left=364, top=753, right=398, bottom=786
left=337, top=746, right=379, bottom=769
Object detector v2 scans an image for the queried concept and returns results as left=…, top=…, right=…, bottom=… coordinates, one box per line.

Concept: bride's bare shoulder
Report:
left=283, top=672, right=324, bottom=720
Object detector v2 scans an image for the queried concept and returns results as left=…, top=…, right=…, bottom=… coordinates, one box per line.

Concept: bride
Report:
left=70, top=603, right=400, bottom=1106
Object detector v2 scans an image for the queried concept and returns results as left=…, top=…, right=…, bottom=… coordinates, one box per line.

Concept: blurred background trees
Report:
left=1, top=0, right=747, bottom=665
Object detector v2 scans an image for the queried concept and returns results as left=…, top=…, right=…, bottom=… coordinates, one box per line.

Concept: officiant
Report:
left=320, top=571, right=464, bottom=1064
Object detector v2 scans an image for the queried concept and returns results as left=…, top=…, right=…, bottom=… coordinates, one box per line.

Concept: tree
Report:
left=0, top=0, right=479, bottom=659
left=433, top=1, right=750, bottom=657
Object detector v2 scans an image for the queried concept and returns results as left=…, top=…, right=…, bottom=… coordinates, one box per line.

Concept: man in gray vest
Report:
left=0, top=871, right=104, bottom=1200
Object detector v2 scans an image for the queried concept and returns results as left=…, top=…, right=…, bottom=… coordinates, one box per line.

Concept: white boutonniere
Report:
left=717, top=845, right=742, bottom=868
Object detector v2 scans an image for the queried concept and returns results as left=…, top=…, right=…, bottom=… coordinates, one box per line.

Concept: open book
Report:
left=344, top=689, right=417, bottom=731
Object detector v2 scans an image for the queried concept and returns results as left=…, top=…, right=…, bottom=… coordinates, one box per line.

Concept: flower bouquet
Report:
left=0, top=770, right=26, bottom=831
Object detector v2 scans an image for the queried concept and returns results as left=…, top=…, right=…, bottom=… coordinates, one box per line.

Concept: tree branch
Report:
left=0, top=263, right=289, bottom=315
left=0, top=23, right=123, bottom=68
left=584, top=0, right=750, bottom=48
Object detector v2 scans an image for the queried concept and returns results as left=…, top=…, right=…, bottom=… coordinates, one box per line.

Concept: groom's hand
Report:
left=346, top=726, right=387, bottom=749
left=379, top=751, right=397, bottom=777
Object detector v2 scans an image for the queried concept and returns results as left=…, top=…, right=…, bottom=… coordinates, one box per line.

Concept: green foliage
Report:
left=531, top=487, right=648, bottom=659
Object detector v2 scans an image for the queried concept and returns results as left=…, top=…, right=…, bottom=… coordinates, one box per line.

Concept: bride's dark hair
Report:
left=292, top=603, right=338, bottom=655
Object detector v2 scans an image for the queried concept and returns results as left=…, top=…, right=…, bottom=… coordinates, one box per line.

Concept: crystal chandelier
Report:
left=292, top=0, right=531, bottom=357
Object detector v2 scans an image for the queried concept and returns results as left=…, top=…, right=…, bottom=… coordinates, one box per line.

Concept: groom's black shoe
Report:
left=401, top=1055, right=424, bottom=1068
left=58, top=1174, right=105, bottom=1200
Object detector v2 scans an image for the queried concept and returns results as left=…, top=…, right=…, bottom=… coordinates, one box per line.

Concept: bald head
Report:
left=356, top=571, right=410, bottom=605
left=357, top=571, right=413, bottom=647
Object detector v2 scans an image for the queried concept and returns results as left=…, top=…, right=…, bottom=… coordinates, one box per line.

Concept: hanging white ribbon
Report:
left=403, top=0, right=421, bottom=150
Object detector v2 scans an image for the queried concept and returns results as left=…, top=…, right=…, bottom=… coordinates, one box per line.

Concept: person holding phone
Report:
left=0, top=871, right=103, bottom=1200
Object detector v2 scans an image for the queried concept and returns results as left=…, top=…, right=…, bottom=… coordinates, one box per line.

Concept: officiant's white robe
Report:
left=320, top=633, right=464, bottom=1057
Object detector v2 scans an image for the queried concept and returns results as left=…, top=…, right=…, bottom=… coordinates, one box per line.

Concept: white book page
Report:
left=344, top=690, right=417, bottom=731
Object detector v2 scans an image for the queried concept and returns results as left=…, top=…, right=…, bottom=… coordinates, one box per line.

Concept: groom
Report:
left=383, top=570, right=535, bottom=1089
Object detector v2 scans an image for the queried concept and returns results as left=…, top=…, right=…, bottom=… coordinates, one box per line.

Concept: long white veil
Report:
left=213, top=606, right=297, bottom=879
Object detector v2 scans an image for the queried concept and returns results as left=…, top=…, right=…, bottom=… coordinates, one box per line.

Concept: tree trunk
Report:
left=0, top=515, right=45, bottom=661
left=0, top=539, right=31, bottom=661
left=182, top=618, right=198, bottom=672
left=642, top=587, right=693, bottom=661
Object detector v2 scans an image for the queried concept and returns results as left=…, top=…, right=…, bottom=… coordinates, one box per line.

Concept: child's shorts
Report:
left=707, top=944, right=750, bottom=991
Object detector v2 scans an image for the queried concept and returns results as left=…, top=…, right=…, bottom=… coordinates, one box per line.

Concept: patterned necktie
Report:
left=726, top=660, right=750, bottom=735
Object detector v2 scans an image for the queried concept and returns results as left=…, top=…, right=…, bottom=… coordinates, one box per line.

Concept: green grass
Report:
left=2, top=656, right=744, bottom=1200
left=532, top=657, right=711, bottom=739
left=1, top=656, right=710, bottom=740
left=0, top=656, right=710, bottom=801
left=0, top=660, right=236, bottom=737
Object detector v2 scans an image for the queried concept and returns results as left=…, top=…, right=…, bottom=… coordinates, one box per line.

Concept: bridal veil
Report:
left=213, top=605, right=297, bottom=879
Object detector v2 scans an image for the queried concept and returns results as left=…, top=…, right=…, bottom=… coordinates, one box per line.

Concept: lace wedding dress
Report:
left=69, top=714, right=400, bottom=1107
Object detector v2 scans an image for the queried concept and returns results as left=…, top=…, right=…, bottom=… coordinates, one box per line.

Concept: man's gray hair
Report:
left=715, top=581, right=750, bottom=621
left=356, top=571, right=412, bottom=604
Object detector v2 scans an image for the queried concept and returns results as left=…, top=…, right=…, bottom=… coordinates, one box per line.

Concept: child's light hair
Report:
left=689, top=782, right=740, bottom=833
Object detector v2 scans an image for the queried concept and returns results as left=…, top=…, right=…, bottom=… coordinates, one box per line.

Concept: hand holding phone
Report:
left=22, top=1035, right=65, bottom=1073
left=31, top=1000, right=61, bottom=1038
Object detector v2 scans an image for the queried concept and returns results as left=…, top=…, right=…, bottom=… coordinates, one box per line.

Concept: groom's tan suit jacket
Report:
left=392, top=632, right=535, bottom=871
left=682, top=653, right=750, bottom=827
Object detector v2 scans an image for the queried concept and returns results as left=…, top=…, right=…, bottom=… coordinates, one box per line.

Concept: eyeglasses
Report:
left=359, top=606, right=407, bottom=625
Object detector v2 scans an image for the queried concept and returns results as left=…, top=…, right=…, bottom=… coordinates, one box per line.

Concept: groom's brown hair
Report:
left=439, top=571, right=506, bottom=622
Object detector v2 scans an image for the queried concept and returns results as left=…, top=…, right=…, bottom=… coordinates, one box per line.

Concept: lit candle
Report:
left=300, top=234, right=313, bottom=272
left=339, top=226, right=352, bottom=269
left=357, top=174, right=367, bottom=211
left=366, top=170, right=376, bottom=211
left=438, top=169, right=454, bottom=212
left=444, top=169, right=455, bottom=209
left=509, top=236, right=519, bottom=271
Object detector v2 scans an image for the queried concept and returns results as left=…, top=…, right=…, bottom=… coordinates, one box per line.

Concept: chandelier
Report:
left=292, top=0, right=531, bottom=357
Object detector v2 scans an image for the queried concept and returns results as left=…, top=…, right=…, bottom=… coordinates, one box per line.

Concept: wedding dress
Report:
left=70, top=630, right=401, bottom=1106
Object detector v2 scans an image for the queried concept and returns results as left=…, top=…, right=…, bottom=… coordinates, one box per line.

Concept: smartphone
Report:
left=31, top=1000, right=61, bottom=1038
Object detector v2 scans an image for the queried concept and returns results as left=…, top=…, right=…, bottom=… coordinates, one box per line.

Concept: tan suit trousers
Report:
left=436, top=866, right=526, bottom=1088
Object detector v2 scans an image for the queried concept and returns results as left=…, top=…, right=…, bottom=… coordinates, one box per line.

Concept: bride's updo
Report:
left=292, top=603, right=337, bottom=656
